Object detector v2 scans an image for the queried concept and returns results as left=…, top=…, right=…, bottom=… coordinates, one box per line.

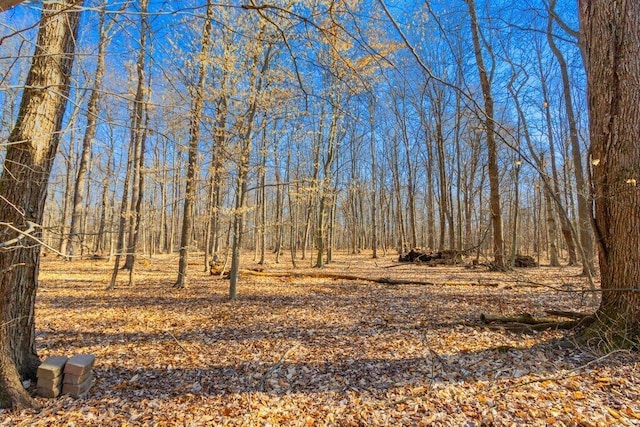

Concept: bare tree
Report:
left=466, top=0, right=505, bottom=268
left=547, top=0, right=594, bottom=274
left=108, top=0, right=149, bottom=288
left=174, top=0, right=214, bottom=289
left=67, top=1, right=108, bottom=259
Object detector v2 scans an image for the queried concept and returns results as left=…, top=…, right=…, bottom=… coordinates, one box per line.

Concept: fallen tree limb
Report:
left=544, top=310, right=591, bottom=320
left=258, top=345, right=298, bottom=392
left=236, top=269, right=501, bottom=287
left=480, top=320, right=581, bottom=332
left=238, top=269, right=438, bottom=285
left=478, top=312, right=594, bottom=332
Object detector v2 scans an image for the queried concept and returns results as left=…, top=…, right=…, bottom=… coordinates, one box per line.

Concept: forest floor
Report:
left=1, top=251, right=639, bottom=426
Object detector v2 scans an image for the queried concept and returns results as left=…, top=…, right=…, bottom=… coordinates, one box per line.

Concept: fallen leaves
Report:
left=0, top=253, right=638, bottom=426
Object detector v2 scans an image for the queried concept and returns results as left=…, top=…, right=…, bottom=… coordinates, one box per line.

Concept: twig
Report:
left=0, top=221, right=36, bottom=248
left=167, top=331, right=191, bottom=355
left=0, top=262, right=25, bottom=275
left=258, top=345, right=298, bottom=392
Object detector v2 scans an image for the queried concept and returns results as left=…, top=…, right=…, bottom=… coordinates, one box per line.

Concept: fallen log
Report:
left=237, top=269, right=437, bottom=285
left=544, top=309, right=591, bottom=320
left=235, top=269, right=501, bottom=288
left=478, top=311, right=593, bottom=332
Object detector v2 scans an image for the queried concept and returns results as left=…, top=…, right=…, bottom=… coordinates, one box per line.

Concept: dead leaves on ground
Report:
left=1, top=253, right=639, bottom=426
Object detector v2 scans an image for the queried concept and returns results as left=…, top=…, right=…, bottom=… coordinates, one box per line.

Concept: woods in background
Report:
left=0, top=0, right=638, bottom=410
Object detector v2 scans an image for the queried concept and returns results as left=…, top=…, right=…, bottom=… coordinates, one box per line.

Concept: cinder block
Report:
left=37, top=375, right=63, bottom=390
left=37, top=356, right=68, bottom=380
left=63, top=369, right=91, bottom=385
left=64, top=354, right=95, bottom=377
left=62, top=372, right=94, bottom=397
left=37, top=386, right=62, bottom=398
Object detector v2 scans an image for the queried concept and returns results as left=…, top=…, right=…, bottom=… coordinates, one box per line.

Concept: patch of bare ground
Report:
left=1, top=251, right=639, bottom=426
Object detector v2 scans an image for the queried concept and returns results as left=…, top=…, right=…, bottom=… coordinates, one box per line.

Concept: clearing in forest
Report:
left=2, top=252, right=639, bottom=426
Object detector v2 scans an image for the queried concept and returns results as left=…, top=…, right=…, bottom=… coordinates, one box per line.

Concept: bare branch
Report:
left=0, top=221, right=36, bottom=248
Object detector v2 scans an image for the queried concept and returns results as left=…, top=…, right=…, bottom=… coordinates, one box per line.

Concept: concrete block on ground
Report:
left=37, top=356, right=68, bottom=380
left=37, top=386, right=62, bottom=398
left=37, top=375, right=63, bottom=390
left=64, top=354, right=95, bottom=377
left=63, top=369, right=92, bottom=385
left=62, top=372, right=94, bottom=398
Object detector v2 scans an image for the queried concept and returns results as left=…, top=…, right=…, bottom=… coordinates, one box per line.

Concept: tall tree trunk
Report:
left=174, top=0, right=213, bottom=289
left=536, top=45, right=578, bottom=265
left=57, top=120, right=75, bottom=257
left=315, top=105, right=339, bottom=268
left=420, top=110, right=436, bottom=251
left=547, top=0, right=595, bottom=275
left=579, top=0, right=640, bottom=347
left=229, top=44, right=272, bottom=299
left=434, top=105, right=448, bottom=251
left=369, top=98, right=378, bottom=258
left=257, top=120, right=267, bottom=265
left=544, top=178, right=560, bottom=267
left=123, top=0, right=150, bottom=271
left=94, top=138, right=113, bottom=255
left=509, top=160, right=521, bottom=266
left=273, top=134, right=283, bottom=263
left=67, top=2, right=107, bottom=259
left=467, top=0, right=505, bottom=268
left=286, top=148, right=298, bottom=268
left=0, top=0, right=81, bottom=409
left=126, top=106, right=149, bottom=287
left=107, top=132, right=134, bottom=289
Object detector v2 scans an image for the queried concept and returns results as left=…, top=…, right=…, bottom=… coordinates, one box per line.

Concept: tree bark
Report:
left=0, top=0, right=81, bottom=409
left=579, top=0, right=640, bottom=347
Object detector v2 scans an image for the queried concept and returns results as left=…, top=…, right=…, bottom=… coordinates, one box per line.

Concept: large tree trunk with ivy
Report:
left=0, top=0, right=81, bottom=409
left=579, top=0, right=640, bottom=348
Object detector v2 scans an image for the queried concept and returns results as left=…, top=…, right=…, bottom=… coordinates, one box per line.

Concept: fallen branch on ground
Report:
left=236, top=269, right=501, bottom=287
left=477, top=312, right=594, bottom=332
left=258, top=345, right=298, bottom=392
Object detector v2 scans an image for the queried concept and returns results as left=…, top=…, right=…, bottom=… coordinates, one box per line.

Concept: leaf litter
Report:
left=1, top=253, right=639, bottom=426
